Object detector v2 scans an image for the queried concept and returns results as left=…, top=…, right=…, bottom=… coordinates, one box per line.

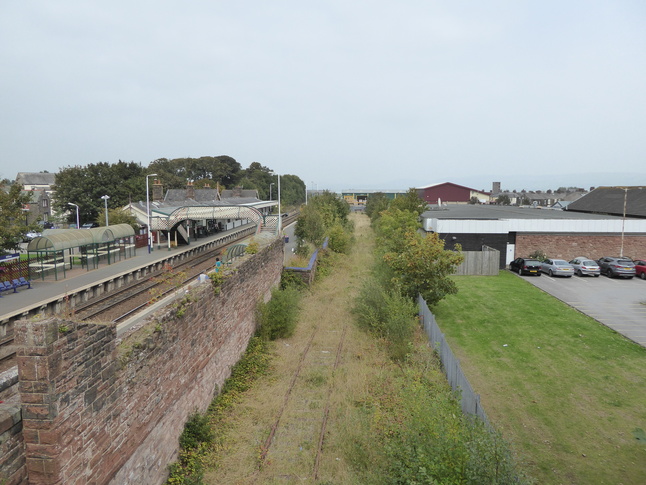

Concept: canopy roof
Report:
left=29, top=224, right=135, bottom=252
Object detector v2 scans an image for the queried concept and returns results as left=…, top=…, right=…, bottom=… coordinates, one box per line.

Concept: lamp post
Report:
left=269, top=182, right=275, bottom=201
left=278, top=174, right=282, bottom=232
left=100, top=195, right=110, bottom=226
left=67, top=202, right=80, bottom=229
left=146, top=174, right=158, bottom=253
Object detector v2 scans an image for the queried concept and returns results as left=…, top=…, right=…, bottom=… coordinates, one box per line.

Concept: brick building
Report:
left=417, top=182, right=490, bottom=205
left=421, top=204, right=646, bottom=269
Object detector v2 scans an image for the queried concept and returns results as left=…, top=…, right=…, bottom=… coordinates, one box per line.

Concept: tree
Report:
left=496, top=195, right=511, bottom=205
left=373, top=208, right=420, bottom=254
left=468, top=196, right=480, bottom=205
left=390, top=188, right=426, bottom=216
left=365, top=192, right=390, bottom=222
left=53, top=161, right=145, bottom=224
left=96, top=208, right=141, bottom=230
left=383, top=230, right=464, bottom=306
left=0, top=182, right=37, bottom=254
left=295, top=191, right=350, bottom=247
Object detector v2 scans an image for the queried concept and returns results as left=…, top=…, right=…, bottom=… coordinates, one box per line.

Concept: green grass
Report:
left=433, top=271, right=646, bottom=485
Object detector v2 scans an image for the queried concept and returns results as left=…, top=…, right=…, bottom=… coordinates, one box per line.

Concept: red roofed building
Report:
left=416, top=182, right=490, bottom=205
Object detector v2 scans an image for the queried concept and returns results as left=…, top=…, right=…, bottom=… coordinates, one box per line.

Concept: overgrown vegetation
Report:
left=256, top=286, right=301, bottom=340
left=295, top=190, right=353, bottom=253
left=349, top=193, right=524, bottom=482
left=344, top=337, right=528, bottom=484
left=166, top=337, right=271, bottom=484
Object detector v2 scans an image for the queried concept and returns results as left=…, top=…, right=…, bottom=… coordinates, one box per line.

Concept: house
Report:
left=15, top=172, right=57, bottom=224
left=416, top=182, right=490, bottom=204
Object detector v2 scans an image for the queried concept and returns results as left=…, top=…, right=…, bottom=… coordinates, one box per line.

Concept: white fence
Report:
left=418, top=295, right=489, bottom=424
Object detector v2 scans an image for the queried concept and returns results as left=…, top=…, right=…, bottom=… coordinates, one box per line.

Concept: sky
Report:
left=1, top=1, right=645, bottom=192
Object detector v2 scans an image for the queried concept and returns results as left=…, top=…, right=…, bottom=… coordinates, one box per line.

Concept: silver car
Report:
left=540, top=259, right=574, bottom=277
left=569, top=257, right=601, bottom=277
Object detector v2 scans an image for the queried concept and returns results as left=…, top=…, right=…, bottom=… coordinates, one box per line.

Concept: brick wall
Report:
left=515, top=234, right=646, bottom=261
left=0, top=402, right=26, bottom=485
left=12, top=239, right=283, bottom=485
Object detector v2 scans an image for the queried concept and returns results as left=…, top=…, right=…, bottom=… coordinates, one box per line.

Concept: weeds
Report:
left=256, top=286, right=301, bottom=340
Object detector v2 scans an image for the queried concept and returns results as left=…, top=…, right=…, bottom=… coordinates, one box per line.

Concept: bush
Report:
left=257, top=286, right=301, bottom=340
left=353, top=278, right=417, bottom=361
left=326, top=223, right=353, bottom=254
left=179, top=412, right=213, bottom=450
left=245, top=241, right=259, bottom=254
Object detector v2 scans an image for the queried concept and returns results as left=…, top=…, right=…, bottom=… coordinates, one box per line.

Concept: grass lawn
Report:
left=433, top=271, right=646, bottom=485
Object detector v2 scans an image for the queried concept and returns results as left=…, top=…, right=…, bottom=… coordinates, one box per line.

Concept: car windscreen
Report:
left=525, top=260, right=540, bottom=265
left=617, top=259, right=634, bottom=265
left=582, top=260, right=597, bottom=265
left=554, top=261, right=569, bottom=265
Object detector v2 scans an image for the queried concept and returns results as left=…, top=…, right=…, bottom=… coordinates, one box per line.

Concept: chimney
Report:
left=153, top=179, right=163, bottom=202
left=203, top=183, right=210, bottom=188
left=187, top=181, right=195, bottom=199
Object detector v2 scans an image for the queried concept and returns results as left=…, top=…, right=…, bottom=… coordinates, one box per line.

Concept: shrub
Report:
left=353, top=278, right=417, bottom=361
left=179, top=412, right=213, bottom=450
left=245, top=241, right=259, bottom=254
left=528, top=249, right=547, bottom=261
left=326, top=223, right=353, bottom=254
left=257, top=286, right=301, bottom=340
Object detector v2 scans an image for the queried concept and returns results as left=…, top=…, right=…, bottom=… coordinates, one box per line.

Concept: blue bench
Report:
left=14, top=277, right=32, bottom=290
left=0, top=281, right=16, bottom=295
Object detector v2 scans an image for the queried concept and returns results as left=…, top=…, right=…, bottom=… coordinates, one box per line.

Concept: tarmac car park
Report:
left=510, top=264, right=646, bottom=347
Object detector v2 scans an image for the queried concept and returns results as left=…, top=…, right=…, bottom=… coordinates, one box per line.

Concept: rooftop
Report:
left=421, top=204, right=627, bottom=221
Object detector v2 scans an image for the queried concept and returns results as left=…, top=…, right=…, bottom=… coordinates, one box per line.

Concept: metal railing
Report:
left=418, top=295, right=490, bottom=425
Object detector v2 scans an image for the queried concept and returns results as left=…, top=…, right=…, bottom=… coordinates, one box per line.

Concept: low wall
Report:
left=6, top=238, right=283, bottom=485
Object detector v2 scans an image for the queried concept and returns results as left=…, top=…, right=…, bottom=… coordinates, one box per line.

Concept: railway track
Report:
left=252, top=322, right=349, bottom=482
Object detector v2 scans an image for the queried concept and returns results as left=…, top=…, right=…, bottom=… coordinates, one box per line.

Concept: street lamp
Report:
left=100, top=195, right=110, bottom=226
left=146, top=174, right=158, bottom=253
left=67, top=202, right=80, bottom=229
left=278, top=174, right=282, bottom=232
left=269, top=182, right=275, bottom=201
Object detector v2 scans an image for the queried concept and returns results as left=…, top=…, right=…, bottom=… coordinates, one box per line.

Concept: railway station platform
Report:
left=0, top=226, right=259, bottom=321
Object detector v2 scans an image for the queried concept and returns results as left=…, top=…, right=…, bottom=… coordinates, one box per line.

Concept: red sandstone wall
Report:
left=515, top=234, right=646, bottom=261
left=13, top=239, right=283, bottom=485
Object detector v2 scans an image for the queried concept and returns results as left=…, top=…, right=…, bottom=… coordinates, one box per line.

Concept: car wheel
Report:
left=640, top=272, right=646, bottom=280
left=548, top=269, right=554, bottom=277
left=608, top=270, right=615, bottom=278
left=576, top=270, right=583, bottom=277
left=594, top=274, right=600, bottom=277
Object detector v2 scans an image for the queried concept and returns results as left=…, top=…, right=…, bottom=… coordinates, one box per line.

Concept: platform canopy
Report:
left=150, top=205, right=263, bottom=231
left=28, top=224, right=135, bottom=252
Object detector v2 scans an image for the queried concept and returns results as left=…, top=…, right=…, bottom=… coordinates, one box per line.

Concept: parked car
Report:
left=540, top=259, right=574, bottom=277
left=596, top=257, right=636, bottom=279
left=568, top=257, right=601, bottom=277
left=81, top=222, right=99, bottom=229
left=509, top=257, right=542, bottom=276
left=23, top=231, right=41, bottom=242
left=633, top=259, right=646, bottom=280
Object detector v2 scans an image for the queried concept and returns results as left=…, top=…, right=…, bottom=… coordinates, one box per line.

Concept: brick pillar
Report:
left=15, top=318, right=118, bottom=485
left=15, top=320, right=63, bottom=485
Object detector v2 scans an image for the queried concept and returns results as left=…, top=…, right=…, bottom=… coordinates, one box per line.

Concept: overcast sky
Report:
left=1, top=1, right=645, bottom=192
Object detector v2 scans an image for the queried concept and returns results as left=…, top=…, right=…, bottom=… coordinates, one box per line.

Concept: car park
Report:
left=569, top=257, right=601, bottom=277
left=596, top=257, right=636, bottom=279
left=509, top=257, right=542, bottom=276
left=540, top=259, right=574, bottom=277
left=633, top=259, right=646, bottom=280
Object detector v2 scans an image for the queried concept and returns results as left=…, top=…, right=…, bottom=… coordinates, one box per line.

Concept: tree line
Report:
left=53, top=157, right=306, bottom=225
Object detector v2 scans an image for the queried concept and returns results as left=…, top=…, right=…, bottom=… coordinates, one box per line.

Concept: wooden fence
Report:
left=454, top=246, right=499, bottom=276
